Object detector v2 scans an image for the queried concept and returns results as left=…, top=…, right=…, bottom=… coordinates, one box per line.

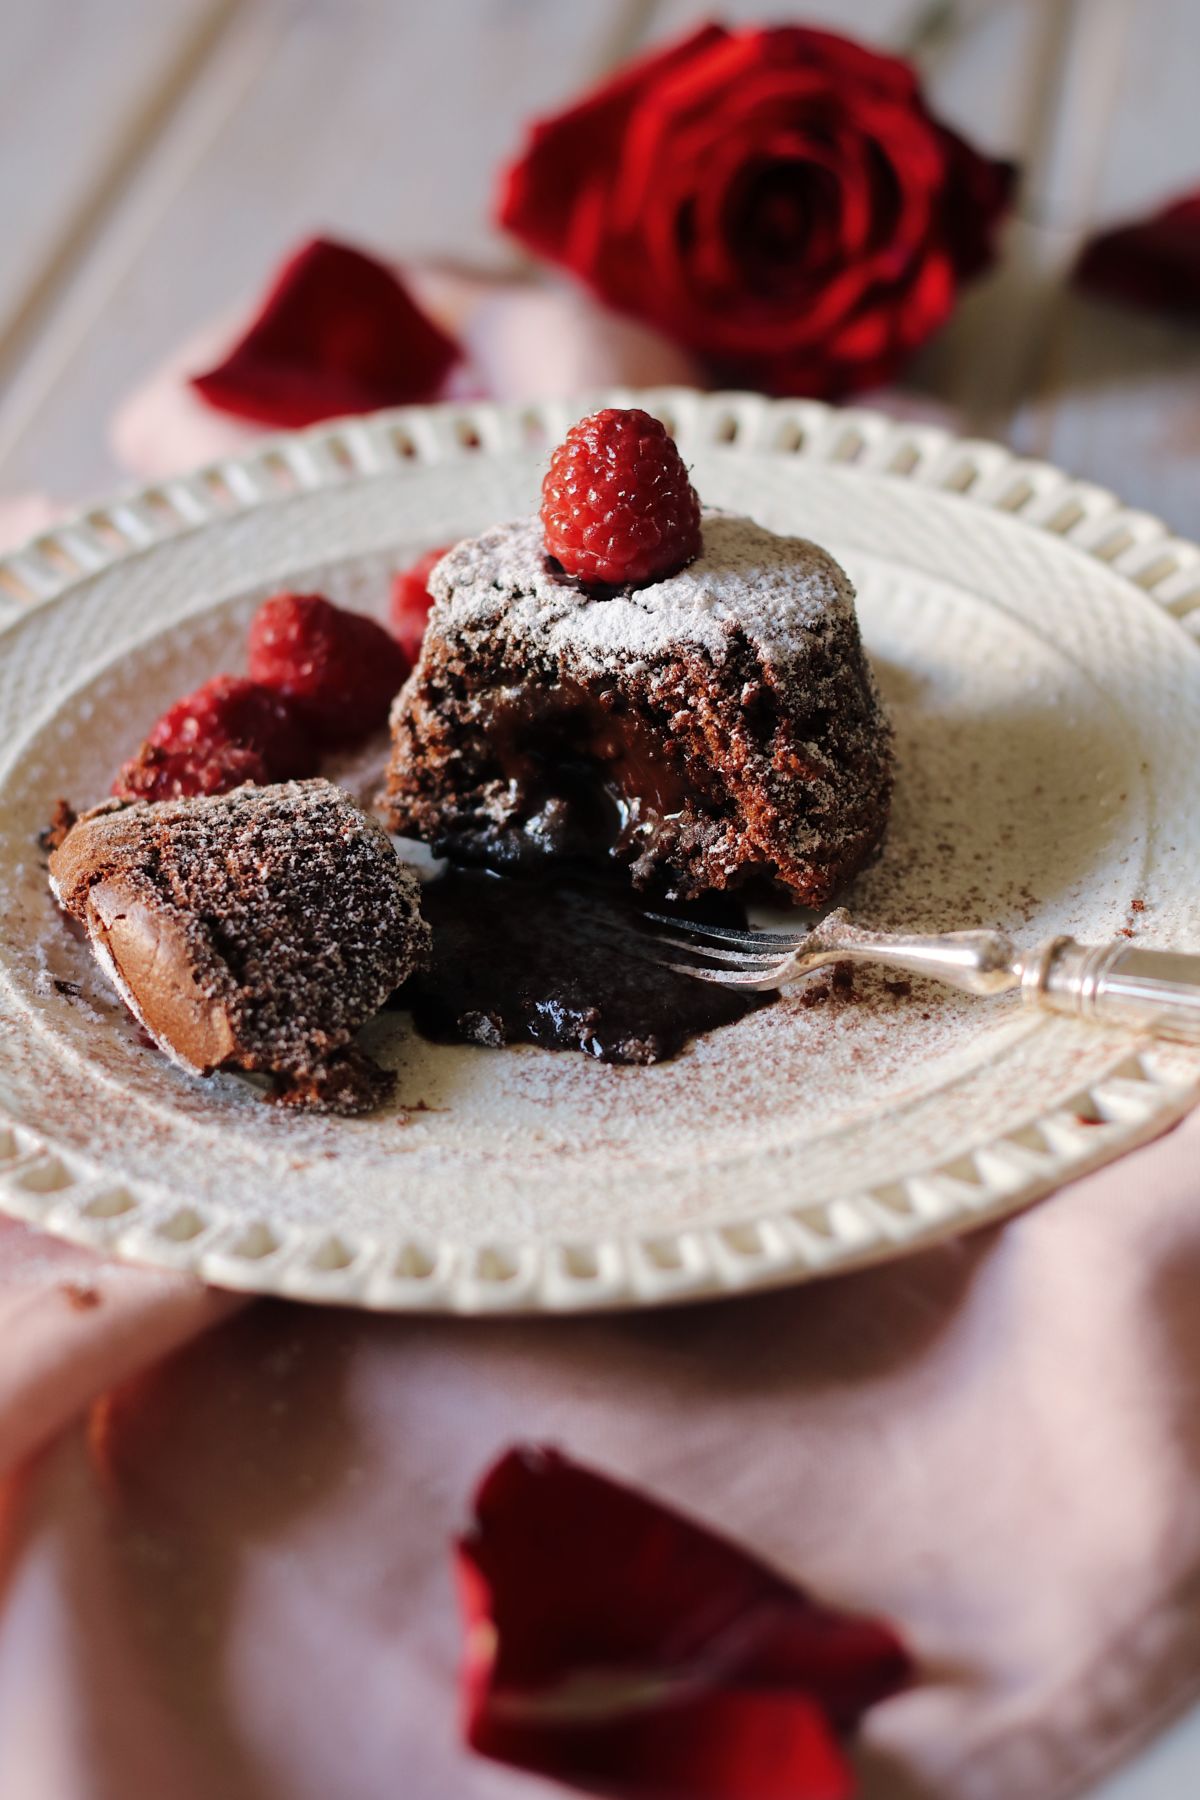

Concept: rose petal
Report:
left=932, top=122, right=1018, bottom=282
left=190, top=237, right=462, bottom=427
left=1074, top=192, right=1200, bottom=318
left=456, top=1446, right=911, bottom=1800
left=112, top=265, right=697, bottom=481
left=468, top=1686, right=855, bottom=1800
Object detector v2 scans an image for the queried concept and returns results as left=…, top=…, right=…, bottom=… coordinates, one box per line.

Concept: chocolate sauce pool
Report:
left=398, top=869, right=772, bottom=1064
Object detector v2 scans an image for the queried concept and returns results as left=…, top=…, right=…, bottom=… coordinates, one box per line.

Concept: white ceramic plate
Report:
left=1, top=389, right=1199, bottom=1313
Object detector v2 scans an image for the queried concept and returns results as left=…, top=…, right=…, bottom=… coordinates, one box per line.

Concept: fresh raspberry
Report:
left=248, top=592, right=410, bottom=746
left=540, top=407, right=702, bottom=587
left=145, top=674, right=316, bottom=777
left=114, top=740, right=269, bottom=804
left=389, top=545, right=451, bottom=667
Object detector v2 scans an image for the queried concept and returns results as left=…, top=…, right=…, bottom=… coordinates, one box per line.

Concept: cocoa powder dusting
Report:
left=51, top=780, right=429, bottom=1112
left=62, top=1281, right=101, bottom=1310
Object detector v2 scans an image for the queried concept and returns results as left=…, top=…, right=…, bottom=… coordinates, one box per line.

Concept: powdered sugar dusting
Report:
left=427, top=511, right=855, bottom=675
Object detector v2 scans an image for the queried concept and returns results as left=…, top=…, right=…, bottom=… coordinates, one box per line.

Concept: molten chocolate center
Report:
left=399, top=868, right=770, bottom=1064
left=474, top=677, right=712, bottom=868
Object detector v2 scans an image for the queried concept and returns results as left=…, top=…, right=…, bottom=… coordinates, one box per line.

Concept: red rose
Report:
left=497, top=25, right=1015, bottom=397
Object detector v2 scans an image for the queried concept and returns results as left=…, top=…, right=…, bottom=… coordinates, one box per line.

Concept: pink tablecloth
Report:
left=0, top=1109, right=1199, bottom=1800
left=3, top=279, right=1199, bottom=1800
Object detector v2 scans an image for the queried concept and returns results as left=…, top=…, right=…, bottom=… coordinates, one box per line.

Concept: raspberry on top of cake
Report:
left=383, top=407, right=892, bottom=905
left=49, top=779, right=429, bottom=1114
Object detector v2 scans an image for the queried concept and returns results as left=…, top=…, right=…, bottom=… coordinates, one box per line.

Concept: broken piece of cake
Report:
left=383, top=408, right=892, bottom=905
left=49, top=778, right=429, bottom=1114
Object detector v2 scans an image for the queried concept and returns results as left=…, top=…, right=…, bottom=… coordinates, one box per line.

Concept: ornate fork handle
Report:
left=1021, top=938, right=1200, bottom=1044
left=813, top=921, right=1200, bottom=1044
left=806, top=924, right=1020, bottom=997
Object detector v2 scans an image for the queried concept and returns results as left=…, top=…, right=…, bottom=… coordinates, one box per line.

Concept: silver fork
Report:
left=638, top=907, right=1200, bottom=1044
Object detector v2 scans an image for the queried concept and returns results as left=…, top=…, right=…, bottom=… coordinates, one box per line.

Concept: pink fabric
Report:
left=0, top=1220, right=239, bottom=1476
left=0, top=1111, right=1199, bottom=1800
left=2, top=281, right=1198, bottom=1798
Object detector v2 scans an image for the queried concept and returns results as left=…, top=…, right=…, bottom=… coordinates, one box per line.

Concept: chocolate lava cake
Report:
left=49, top=779, right=429, bottom=1114
left=383, top=512, right=892, bottom=904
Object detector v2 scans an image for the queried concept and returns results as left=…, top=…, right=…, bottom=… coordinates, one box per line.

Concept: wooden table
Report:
left=1, top=1, right=1198, bottom=1790
left=1, top=0, right=1197, bottom=532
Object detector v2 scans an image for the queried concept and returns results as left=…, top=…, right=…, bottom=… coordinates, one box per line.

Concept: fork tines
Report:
left=643, top=911, right=807, bottom=952
left=641, top=911, right=807, bottom=988
left=569, top=904, right=806, bottom=990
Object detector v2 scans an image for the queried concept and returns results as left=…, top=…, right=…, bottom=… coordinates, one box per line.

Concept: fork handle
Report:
left=1024, top=938, right=1200, bottom=1044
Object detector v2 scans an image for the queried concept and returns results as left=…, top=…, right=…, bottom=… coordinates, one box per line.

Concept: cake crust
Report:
left=383, top=512, right=892, bottom=904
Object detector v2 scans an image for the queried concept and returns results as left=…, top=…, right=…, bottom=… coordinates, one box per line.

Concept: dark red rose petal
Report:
left=933, top=121, right=1018, bottom=283
left=190, top=237, right=462, bottom=428
left=1074, top=192, right=1200, bottom=318
left=466, top=1685, right=855, bottom=1800
left=456, top=1446, right=911, bottom=1800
